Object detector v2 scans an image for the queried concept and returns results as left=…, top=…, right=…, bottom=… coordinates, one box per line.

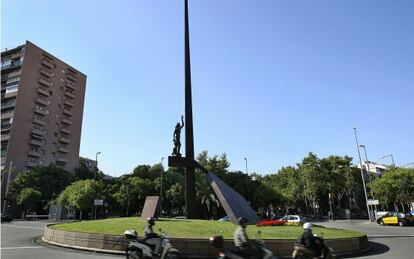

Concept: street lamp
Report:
left=160, top=157, right=164, bottom=202
left=244, top=157, right=248, bottom=174
left=358, top=145, right=372, bottom=185
left=380, top=154, right=395, bottom=167
left=95, top=152, right=101, bottom=180
left=353, top=128, right=371, bottom=222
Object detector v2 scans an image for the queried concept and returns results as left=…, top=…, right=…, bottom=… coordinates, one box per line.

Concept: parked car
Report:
left=377, top=212, right=414, bottom=226
left=376, top=211, right=389, bottom=219
left=1, top=213, right=13, bottom=223
left=218, top=216, right=229, bottom=221
left=279, top=215, right=305, bottom=224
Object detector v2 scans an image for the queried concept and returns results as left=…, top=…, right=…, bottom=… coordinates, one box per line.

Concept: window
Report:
left=1, top=59, right=11, bottom=68
left=61, top=69, right=66, bottom=74
left=5, top=85, right=18, bottom=94
left=6, top=76, right=20, bottom=84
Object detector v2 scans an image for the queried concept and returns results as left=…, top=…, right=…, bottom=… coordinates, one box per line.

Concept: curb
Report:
left=41, top=236, right=124, bottom=255
left=368, top=235, right=414, bottom=238
left=43, top=224, right=370, bottom=258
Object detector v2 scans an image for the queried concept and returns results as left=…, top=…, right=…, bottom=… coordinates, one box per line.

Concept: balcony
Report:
left=26, top=161, right=38, bottom=167
left=8, top=70, right=21, bottom=78
left=30, top=139, right=43, bottom=146
left=31, top=128, right=44, bottom=136
left=65, top=91, right=75, bottom=99
left=40, top=69, right=52, bottom=78
left=67, top=74, right=76, bottom=82
left=3, top=91, right=17, bottom=98
left=57, top=157, right=68, bottom=163
left=59, top=137, right=70, bottom=144
left=58, top=147, right=68, bottom=153
left=36, top=98, right=49, bottom=106
left=1, top=111, right=14, bottom=119
left=1, top=101, right=16, bottom=110
left=64, top=100, right=74, bottom=107
left=42, top=59, right=53, bottom=69
left=61, top=128, right=71, bottom=134
left=34, top=108, right=49, bottom=115
left=32, top=118, right=46, bottom=126
left=1, top=124, right=11, bottom=131
left=28, top=150, right=41, bottom=157
left=66, top=82, right=76, bottom=90
left=63, top=109, right=73, bottom=116
left=1, top=134, right=10, bottom=141
left=39, top=77, right=53, bottom=87
left=62, top=118, right=72, bottom=125
left=37, top=88, right=49, bottom=96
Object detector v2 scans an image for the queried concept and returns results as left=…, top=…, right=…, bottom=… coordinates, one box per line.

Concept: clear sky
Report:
left=2, top=0, right=413, bottom=176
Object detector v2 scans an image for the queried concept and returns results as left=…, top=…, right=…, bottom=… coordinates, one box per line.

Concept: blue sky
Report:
left=2, top=0, right=413, bottom=176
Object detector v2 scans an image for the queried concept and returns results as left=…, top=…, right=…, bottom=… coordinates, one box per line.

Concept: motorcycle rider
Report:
left=234, top=216, right=260, bottom=258
left=298, top=223, right=326, bottom=258
left=143, top=217, right=161, bottom=255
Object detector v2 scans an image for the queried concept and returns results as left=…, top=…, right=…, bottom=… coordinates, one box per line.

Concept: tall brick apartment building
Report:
left=1, top=41, right=86, bottom=187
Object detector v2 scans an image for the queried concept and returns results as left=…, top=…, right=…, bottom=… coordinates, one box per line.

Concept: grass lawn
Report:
left=51, top=217, right=365, bottom=239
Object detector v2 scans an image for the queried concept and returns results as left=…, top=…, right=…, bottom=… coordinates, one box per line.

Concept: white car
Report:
left=280, top=215, right=305, bottom=223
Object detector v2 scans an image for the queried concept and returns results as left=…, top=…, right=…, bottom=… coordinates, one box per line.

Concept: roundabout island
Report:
left=43, top=217, right=370, bottom=258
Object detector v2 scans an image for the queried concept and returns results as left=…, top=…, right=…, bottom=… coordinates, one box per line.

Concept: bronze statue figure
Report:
left=172, top=115, right=184, bottom=156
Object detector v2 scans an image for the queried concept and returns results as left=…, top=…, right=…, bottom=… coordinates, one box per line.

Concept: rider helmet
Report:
left=237, top=217, right=248, bottom=226
left=147, top=216, right=156, bottom=225
left=303, top=222, right=313, bottom=230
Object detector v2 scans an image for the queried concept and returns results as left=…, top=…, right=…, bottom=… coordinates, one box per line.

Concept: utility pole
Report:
left=160, top=157, right=164, bottom=206
left=244, top=157, right=248, bottom=174
left=353, top=128, right=371, bottom=222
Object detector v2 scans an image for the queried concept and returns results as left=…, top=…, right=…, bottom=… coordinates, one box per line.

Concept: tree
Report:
left=113, top=177, right=155, bottom=216
left=165, top=183, right=185, bottom=216
left=16, top=188, right=42, bottom=216
left=57, top=179, right=103, bottom=219
left=371, top=168, right=414, bottom=211
left=9, top=165, right=73, bottom=207
left=74, top=165, right=97, bottom=181
left=195, top=172, right=219, bottom=219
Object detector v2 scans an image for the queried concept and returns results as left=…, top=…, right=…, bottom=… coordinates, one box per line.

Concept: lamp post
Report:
left=358, top=145, right=372, bottom=185
left=353, top=128, right=371, bottom=222
left=244, top=157, right=248, bottom=174
left=160, top=157, right=164, bottom=202
left=380, top=154, right=395, bottom=167
left=95, top=152, right=101, bottom=180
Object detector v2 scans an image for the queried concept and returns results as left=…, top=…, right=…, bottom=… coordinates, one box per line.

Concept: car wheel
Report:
left=398, top=221, right=404, bottom=227
left=379, top=220, right=384, bottom=226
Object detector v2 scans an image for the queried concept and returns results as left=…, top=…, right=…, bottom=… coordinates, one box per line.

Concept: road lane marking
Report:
left=1, top=224, right=43, bottom=230
left=1, top=246, right=44, bottom=250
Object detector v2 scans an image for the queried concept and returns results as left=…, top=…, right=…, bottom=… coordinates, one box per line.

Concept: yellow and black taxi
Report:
left=377, top=212, right=414, bottom=226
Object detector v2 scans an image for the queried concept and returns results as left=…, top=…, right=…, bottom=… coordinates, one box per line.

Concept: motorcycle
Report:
left=210, top=235, right=278, bottom=259
left=291, top=237, right=336, bottom=259
left=124, top=229, right=179, bottom=259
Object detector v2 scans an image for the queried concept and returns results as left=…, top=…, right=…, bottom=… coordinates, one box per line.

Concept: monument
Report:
left=168, top=0, right=258, bottom=224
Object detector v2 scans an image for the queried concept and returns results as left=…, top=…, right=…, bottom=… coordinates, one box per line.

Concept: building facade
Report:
left=1, top=41, right=86, bottom=182
left=357, top=161, right=388, bottom=176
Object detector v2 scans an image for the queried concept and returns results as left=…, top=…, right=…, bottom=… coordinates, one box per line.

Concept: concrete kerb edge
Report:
left=41, top=236, right=124, bottom=255
left=42, top=224, right=371, bottom=257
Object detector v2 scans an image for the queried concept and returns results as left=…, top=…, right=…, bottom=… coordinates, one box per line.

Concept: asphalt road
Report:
left=1, top=221, right=122, bottom=259
left=315, top=220, right=414, bottom=259
left=1, top=220, right=413, bottom=258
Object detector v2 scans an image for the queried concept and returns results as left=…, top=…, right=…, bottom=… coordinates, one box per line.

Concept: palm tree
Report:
left=196, top=173, right=219, bottom=219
